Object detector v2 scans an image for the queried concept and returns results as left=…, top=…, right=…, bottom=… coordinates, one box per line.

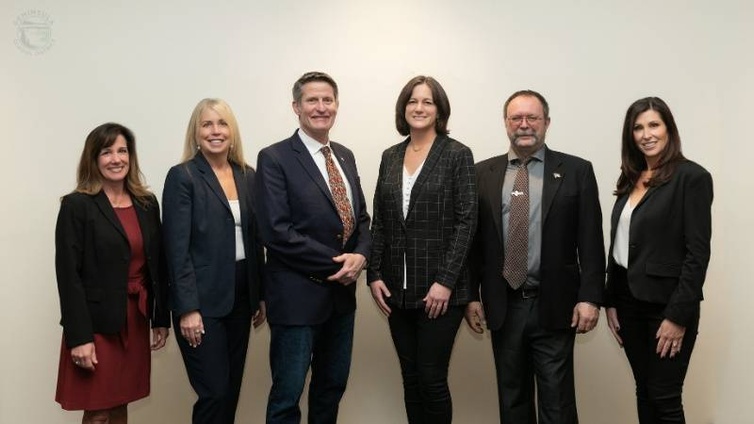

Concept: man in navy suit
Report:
left=464, top=90, right=605, bottom=424
left=255, top=71, right=372, bottom=424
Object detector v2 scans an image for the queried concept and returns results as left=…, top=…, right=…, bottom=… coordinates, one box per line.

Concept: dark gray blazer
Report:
left=470, top=147, right=606, bottom=331
left=367, top=135, right=478, bottom=308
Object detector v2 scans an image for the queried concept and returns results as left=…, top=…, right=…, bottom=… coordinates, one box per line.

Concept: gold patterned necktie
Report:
left=504, top=158, right=530, bottom=289
left=321, top=145, right=354, bottom=245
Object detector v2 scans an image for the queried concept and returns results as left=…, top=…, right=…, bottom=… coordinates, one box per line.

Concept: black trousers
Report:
left=613, top=266, right=698, bottom=424
left=490, top=291, right=577, bottom=424
left=387, top=305, right=464, bottom=424
left=175, top=260, right=252, bottom=424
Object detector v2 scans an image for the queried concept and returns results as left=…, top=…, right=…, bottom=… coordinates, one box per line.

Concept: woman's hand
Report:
left=606, top=307, right=623, bottom=346
left=180, top=310, right=204, bottom=348
left=656, top=319, right=686, bottom=358
left=423, top=283, right=451, bottom=319
left=71, top=342, right=97, bottom=371
left=253, top=301, right=267, bottom=328
left=151, top=327, right=169, bottom=351
left=369, top=280, right=392, bottom=317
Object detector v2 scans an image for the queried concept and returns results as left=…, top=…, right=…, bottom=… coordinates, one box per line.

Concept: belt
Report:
left=509, top=286, right=539, bottom=299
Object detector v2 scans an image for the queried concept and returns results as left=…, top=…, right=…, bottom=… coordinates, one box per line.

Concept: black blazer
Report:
left=470, top=147, right=605, bottom=331
left=162, top=153, right=263, bottom=318
left=605, top=160, right=713, bottom=327
left=367, top=135, right=478, bottom=308
left=55, top=191, right=170, bottom=349
left=255, top=131, right=372, bottom=325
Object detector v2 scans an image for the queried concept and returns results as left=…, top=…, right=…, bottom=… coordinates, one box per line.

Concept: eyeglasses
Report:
left=507, top=115, right=544, bottom=125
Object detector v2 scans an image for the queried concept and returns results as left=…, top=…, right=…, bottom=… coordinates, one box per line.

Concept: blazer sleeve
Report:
left=576, top=161, right=606, bottom=305
left=255, top=147, right=344, bottom=275
left=162, top=165, right=200, bottom=316
left=435, top=146, right=478, bottom=289
left=55, top=195, right=94, bottom=348
left=149, top=196, right=171, bottom=328
left=664, top=169, right=713, bottom=326
left=367, top=150, right=389, bottom=284
left=350, top=154, right=373, bottom=261
left=246, top=168, right=266, bottom=298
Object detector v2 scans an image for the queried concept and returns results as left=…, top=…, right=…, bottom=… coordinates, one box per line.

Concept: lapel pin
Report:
left=553, top=172, right=562, bottom=179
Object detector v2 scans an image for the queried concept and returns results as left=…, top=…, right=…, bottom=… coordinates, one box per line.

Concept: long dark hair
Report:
left=615, top=97, right=685, bottom=196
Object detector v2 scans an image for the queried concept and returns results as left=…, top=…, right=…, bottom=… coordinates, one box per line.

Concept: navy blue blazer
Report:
left=605, top=160, right=713, bottom=327
left=470, top=147, right=606, bottom=331
left=55, top=191, right=170, bottom=349
left=162, top=153, right=263, bottom=318
left=255, top=130, right=372, bottom=325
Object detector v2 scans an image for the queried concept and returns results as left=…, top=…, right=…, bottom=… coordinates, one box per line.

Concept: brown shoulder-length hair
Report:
left=395, top=76, right=451, bottom=136
left=615, top=97, right=686, bottom=196
left=74, top=123, right=153, bottom=207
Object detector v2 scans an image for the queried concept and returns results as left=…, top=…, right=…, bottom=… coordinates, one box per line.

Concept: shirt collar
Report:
left=298, top=128, right=330, bottom=156
left=508, top=144, right=545, bottom=164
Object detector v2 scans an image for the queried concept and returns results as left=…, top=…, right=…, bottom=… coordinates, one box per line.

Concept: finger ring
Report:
left=194, top=330, right=202, bottom=334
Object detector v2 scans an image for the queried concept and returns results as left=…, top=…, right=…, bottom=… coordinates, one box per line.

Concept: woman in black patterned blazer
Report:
left=368, top=76, right=477, bottom=424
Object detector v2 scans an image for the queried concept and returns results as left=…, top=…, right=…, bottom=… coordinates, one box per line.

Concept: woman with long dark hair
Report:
left=605, top=97, right=713, bottom=423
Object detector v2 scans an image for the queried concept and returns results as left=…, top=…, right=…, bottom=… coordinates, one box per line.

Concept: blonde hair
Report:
left=182, top=98, right=248, bottom=168
left=73, top=123, right=153, bottom=207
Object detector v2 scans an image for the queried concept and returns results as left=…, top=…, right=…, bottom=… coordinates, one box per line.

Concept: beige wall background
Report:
left=2, top=0, right=751, bottom=422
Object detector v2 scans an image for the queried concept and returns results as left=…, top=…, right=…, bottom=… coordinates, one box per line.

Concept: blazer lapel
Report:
left=542, top=147, right=564, bottom=224
left=194, top=153, right=231, bottom=213
left=406, top=135, right=447, bottom=218
left=94, top=191, right=127, bottom=240
left=133, top=199, right=152, bottom=252
left=291, top=134, right=336, bottom=208
left=233, top=164, right=251, bottom=241
left=487, top=154, right=507, bottom=246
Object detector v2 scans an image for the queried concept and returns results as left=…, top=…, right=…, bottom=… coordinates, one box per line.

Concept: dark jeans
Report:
left=491, top=291, right=577, bottom=424
left=174, top=260, right=252, bottom=424
left=614, top=267, right=698, bottom=424
left=387, top=306, right=464, bottom=424
left=266, top=311, right=355, bottom=424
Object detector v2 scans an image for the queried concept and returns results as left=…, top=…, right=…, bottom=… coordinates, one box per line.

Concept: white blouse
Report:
left=229, top=199, right=246, bottom=261
left=401, top=162, right=424, bottom=289
left=612, top=199, right=635, bottom=268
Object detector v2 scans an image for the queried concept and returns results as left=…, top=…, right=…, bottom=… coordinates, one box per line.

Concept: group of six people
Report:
left=53, top=71, right=712, bottom=424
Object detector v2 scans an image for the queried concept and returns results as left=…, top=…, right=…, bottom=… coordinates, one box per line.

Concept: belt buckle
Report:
left=521, top=288, right=537, bottom=299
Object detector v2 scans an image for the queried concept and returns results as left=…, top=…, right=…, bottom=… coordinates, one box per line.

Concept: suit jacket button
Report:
left=336, top=234, right=343, bottom=239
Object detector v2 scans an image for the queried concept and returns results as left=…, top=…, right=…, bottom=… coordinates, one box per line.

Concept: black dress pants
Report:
left=388, top=305, right=464, bottom=424
left=614, top=266, right=698, bottom=424
left=175, top=260, right=253, bottom=424
left=490, top=290, right=578, bottom=424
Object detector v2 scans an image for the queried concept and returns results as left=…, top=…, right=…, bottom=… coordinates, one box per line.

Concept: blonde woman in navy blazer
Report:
left=54, top=123, right=169, bottom=423
left=163, top=99, right=265, bottom=424
left=368, top=76, right=477, bottom=424
left=605, top=97, right=713, bottom=424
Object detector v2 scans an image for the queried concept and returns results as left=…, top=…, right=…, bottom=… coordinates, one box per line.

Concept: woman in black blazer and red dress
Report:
left=605, top=97, right=713, bottom=424
left=55, top=123, right=170, bottom=423
left=367, top=76, right=477, bottom=423
left=163, top=98, right=265, bottom=424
